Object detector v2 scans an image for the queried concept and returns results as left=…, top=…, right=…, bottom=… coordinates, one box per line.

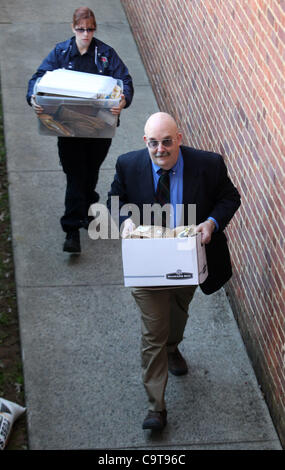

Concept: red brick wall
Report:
left=122, top=0, right=285, bottom=445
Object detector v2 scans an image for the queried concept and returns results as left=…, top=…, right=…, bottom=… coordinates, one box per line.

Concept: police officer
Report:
left=27, top=6, right=134, bottom=253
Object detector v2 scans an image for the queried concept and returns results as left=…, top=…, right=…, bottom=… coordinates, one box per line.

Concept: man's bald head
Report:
left=144, top=112, right=179, bottom=136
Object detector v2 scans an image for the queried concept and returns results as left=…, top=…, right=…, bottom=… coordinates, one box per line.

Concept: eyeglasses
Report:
left=146, top=138, right=176, bottom=149
left=75, top=28, right=95, bottom=33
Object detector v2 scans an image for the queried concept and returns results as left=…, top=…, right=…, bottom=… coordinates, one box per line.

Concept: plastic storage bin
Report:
left=33, top=75, right=122, bottom=138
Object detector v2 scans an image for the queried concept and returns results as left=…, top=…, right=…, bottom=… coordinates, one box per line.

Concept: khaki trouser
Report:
left=132, top=286, right=197, bottom=412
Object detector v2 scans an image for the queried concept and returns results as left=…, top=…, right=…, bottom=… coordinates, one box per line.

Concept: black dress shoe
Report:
left=142, top=410, right=167, bottom=430
left=168, top=348, right=188, bottom=376
left=63, top=230, right=81, bottom=253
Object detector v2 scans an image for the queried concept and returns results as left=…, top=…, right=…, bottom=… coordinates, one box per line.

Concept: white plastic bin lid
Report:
left=36, top=69, right=118, bottom=98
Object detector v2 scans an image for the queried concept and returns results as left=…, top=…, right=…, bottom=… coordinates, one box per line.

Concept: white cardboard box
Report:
left=122, top=232, right=208, bottom=287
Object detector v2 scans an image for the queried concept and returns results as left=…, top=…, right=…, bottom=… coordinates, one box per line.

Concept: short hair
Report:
left=72, top=7, right=97, bottom=30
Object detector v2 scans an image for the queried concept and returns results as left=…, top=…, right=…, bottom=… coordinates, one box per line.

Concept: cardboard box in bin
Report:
left=122, top=230, right=208, bottom=287
left=33, top=69, right=123, bottom=138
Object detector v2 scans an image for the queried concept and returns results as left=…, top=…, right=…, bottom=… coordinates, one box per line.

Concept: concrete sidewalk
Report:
left=0, top=0, right=281, bottom=450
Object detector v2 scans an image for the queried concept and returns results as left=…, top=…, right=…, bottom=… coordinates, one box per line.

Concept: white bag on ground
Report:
left=0, top=398, right=26, bottom=450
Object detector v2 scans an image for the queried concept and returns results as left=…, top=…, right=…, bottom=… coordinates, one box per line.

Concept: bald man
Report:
left=107, top=112, right=240, bottom=430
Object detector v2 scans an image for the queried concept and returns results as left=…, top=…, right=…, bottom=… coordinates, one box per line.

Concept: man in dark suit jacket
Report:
left=107, top=112, right=241, bottom=430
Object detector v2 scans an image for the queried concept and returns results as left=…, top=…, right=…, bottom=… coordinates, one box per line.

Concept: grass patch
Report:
left=0, top=84, right=28, bottom=449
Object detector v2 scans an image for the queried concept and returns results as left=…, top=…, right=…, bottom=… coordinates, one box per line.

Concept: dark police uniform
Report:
left=27, top=36, right=134, bottom=233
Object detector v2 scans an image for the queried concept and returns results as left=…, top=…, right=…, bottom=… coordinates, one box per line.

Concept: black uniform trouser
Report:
left=58, top=137, right=112, bottom=233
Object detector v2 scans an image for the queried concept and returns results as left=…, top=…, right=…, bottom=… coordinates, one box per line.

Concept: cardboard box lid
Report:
left=36, top=69, right=118, bottom=99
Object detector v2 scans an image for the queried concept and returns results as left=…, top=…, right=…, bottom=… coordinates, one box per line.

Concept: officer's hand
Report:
left=121, top=218, right=136, bottom=238
left=196, top=219, right=216, bottom=244
left=111, top=94, right=127, bottom=115
left=30, top=95, right=44, bottom=115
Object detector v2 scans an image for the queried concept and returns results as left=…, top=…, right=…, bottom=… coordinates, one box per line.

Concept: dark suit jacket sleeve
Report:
left=107, top=157, right=127, bottom=225
left=199, top=153, right=240, bottom=294
left=181, top=147, right=241, bottom=294
left=107, top=149, right=154, bottom=228
left=107, top=154, right=140, bottom=227
left=207, top=154, right=241, bottom=232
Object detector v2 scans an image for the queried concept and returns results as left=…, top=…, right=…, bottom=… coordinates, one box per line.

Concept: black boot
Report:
left=63, top=230, right=81, bottom=253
